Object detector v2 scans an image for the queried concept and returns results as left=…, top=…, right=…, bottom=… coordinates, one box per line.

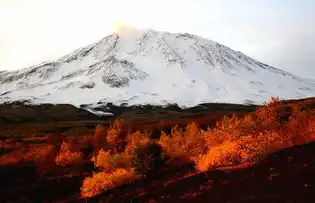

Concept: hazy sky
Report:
left=1, top=0, right=314, bottom=78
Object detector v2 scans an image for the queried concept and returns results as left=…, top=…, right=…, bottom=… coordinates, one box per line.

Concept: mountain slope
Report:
left=1, top=29, right=314, bottom=109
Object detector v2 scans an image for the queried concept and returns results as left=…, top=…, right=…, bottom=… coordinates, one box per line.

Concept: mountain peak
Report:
left=0, top=30, right=314, bottom=109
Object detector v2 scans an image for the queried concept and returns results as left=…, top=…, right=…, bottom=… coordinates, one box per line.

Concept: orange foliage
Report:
left=0, top=144, right=57, bottom=175
left=196, top=141, right=241, bottom=171
left=32, top=144, right=57, bottom=175
left=55, top=141, right=83, bottom=167
left=201, top=114, right=258, bottom=149
left=308, top=117, right=315, bottom=136
left=255, top=104, right=284, bottom=129
left=92, top=149, right=130, bottom=172
left=79, top=97, right=315, bottom=195
left=0, top=150, right=24, bottom=165
left=80, top=168, right=136, bottom=198
left=159, top=123, right=207, bottom=162
left=194, top=99, right=315, bottom=171
left=196, top=130, right=289, bottom=171
left=263, top=96, right=280, bottom=107
left=92, top=124, right=107, bottom=150
left=124, top=130, right=150, bottom=156
left=106, top=119, right=125, bottom=152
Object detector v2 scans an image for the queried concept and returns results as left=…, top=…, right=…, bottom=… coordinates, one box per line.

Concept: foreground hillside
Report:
left=1, top=97, right=315, bottom=203
left=82, top=141, right=315, bottom=203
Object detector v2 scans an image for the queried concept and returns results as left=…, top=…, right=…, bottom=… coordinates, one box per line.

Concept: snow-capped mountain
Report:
left=1, top=29, right=315, bottom=110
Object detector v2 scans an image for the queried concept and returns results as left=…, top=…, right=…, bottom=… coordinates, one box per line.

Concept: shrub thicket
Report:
left=55, top=141, right=83, bottom=167
left=132, top=142, right=164, bottom=174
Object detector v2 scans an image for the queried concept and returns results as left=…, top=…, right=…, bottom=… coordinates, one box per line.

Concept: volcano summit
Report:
left=1, top=29, right=314, bottom=110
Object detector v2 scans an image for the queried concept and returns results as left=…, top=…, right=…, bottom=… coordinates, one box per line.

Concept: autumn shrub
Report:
left=308, top=117, right=315, bottom=136
left=263, top=96, right=280, bottom=107
left=236, top=130, right=289, bottom=161
left=195, top=141, right=241, bottom=171
left=0, top=144, right=56, bottom=168
left=124, top=130, right=150, bottom=156
left=19, top=144, right=58, bottom=175
left=159, top=123, right=207, bottom=162
left=81, top=97, right=315, bottom=196
left=81, top=168, right=136, bottom=198
left=55, top=141, right=83, bottom=167
left=92, top=124, right=107, bottom=150
left=0, top=150, right=24, bottom=165
left=184, top=122, right=208, bottom=157
left=92, top=149, right=130, bottom=172
left=195, top=130, right=289, bottom=171
left=282, top=111, right=315, bottom=145
left=132, top=142, right=164, bottom=174
left=194, top=100, right=310, bottom=172
left=106, top=119, right=125, bottom=152
left=33, top=145, right=57, bottom=175
left=1, top=138, right=23, bottom=153
left=256, top=105, right=283, bottom=130
left=201, top=114, right=259, bottom=150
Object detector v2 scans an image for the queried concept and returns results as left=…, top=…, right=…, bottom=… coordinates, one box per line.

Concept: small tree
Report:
left=92, top=124, right=107, bottom=150
left=106, top=120, right=125, bottom=152
left=55, top=141, right=83, bottom=167
left=92, top=149, right=129, bottom=172
left=124, top=130, right=150, bottom=156
left=132, top=142, right=164, bottom=175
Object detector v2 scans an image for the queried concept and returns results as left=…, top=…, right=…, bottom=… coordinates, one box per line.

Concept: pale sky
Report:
left=1, top=0, right=314, bottom=78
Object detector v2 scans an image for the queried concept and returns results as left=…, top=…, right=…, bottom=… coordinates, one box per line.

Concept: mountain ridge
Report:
left=1, top=29, right=314, bottom=111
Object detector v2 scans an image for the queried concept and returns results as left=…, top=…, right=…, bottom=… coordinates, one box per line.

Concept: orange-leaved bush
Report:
left=124, top=130, right=150, bottom=156
left=196, top=129, right=293, bottom=171
left=132, top=141, right=164, bottom=174
left=80, top=168, right=136, bottom=198
left=92, top=124, right=107, bottom=150
left=92, top=149, right=130, bottom=172
left=159, top=122, right=207, bottom=162
left=55, top=141, right=83, bottom=167
left=106, top=119, right=125, bottom=152
left=29, top=144, right=57, bottom=175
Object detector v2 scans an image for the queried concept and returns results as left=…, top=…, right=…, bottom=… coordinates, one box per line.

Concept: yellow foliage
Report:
left=80, top=168, right=136, bottom=198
